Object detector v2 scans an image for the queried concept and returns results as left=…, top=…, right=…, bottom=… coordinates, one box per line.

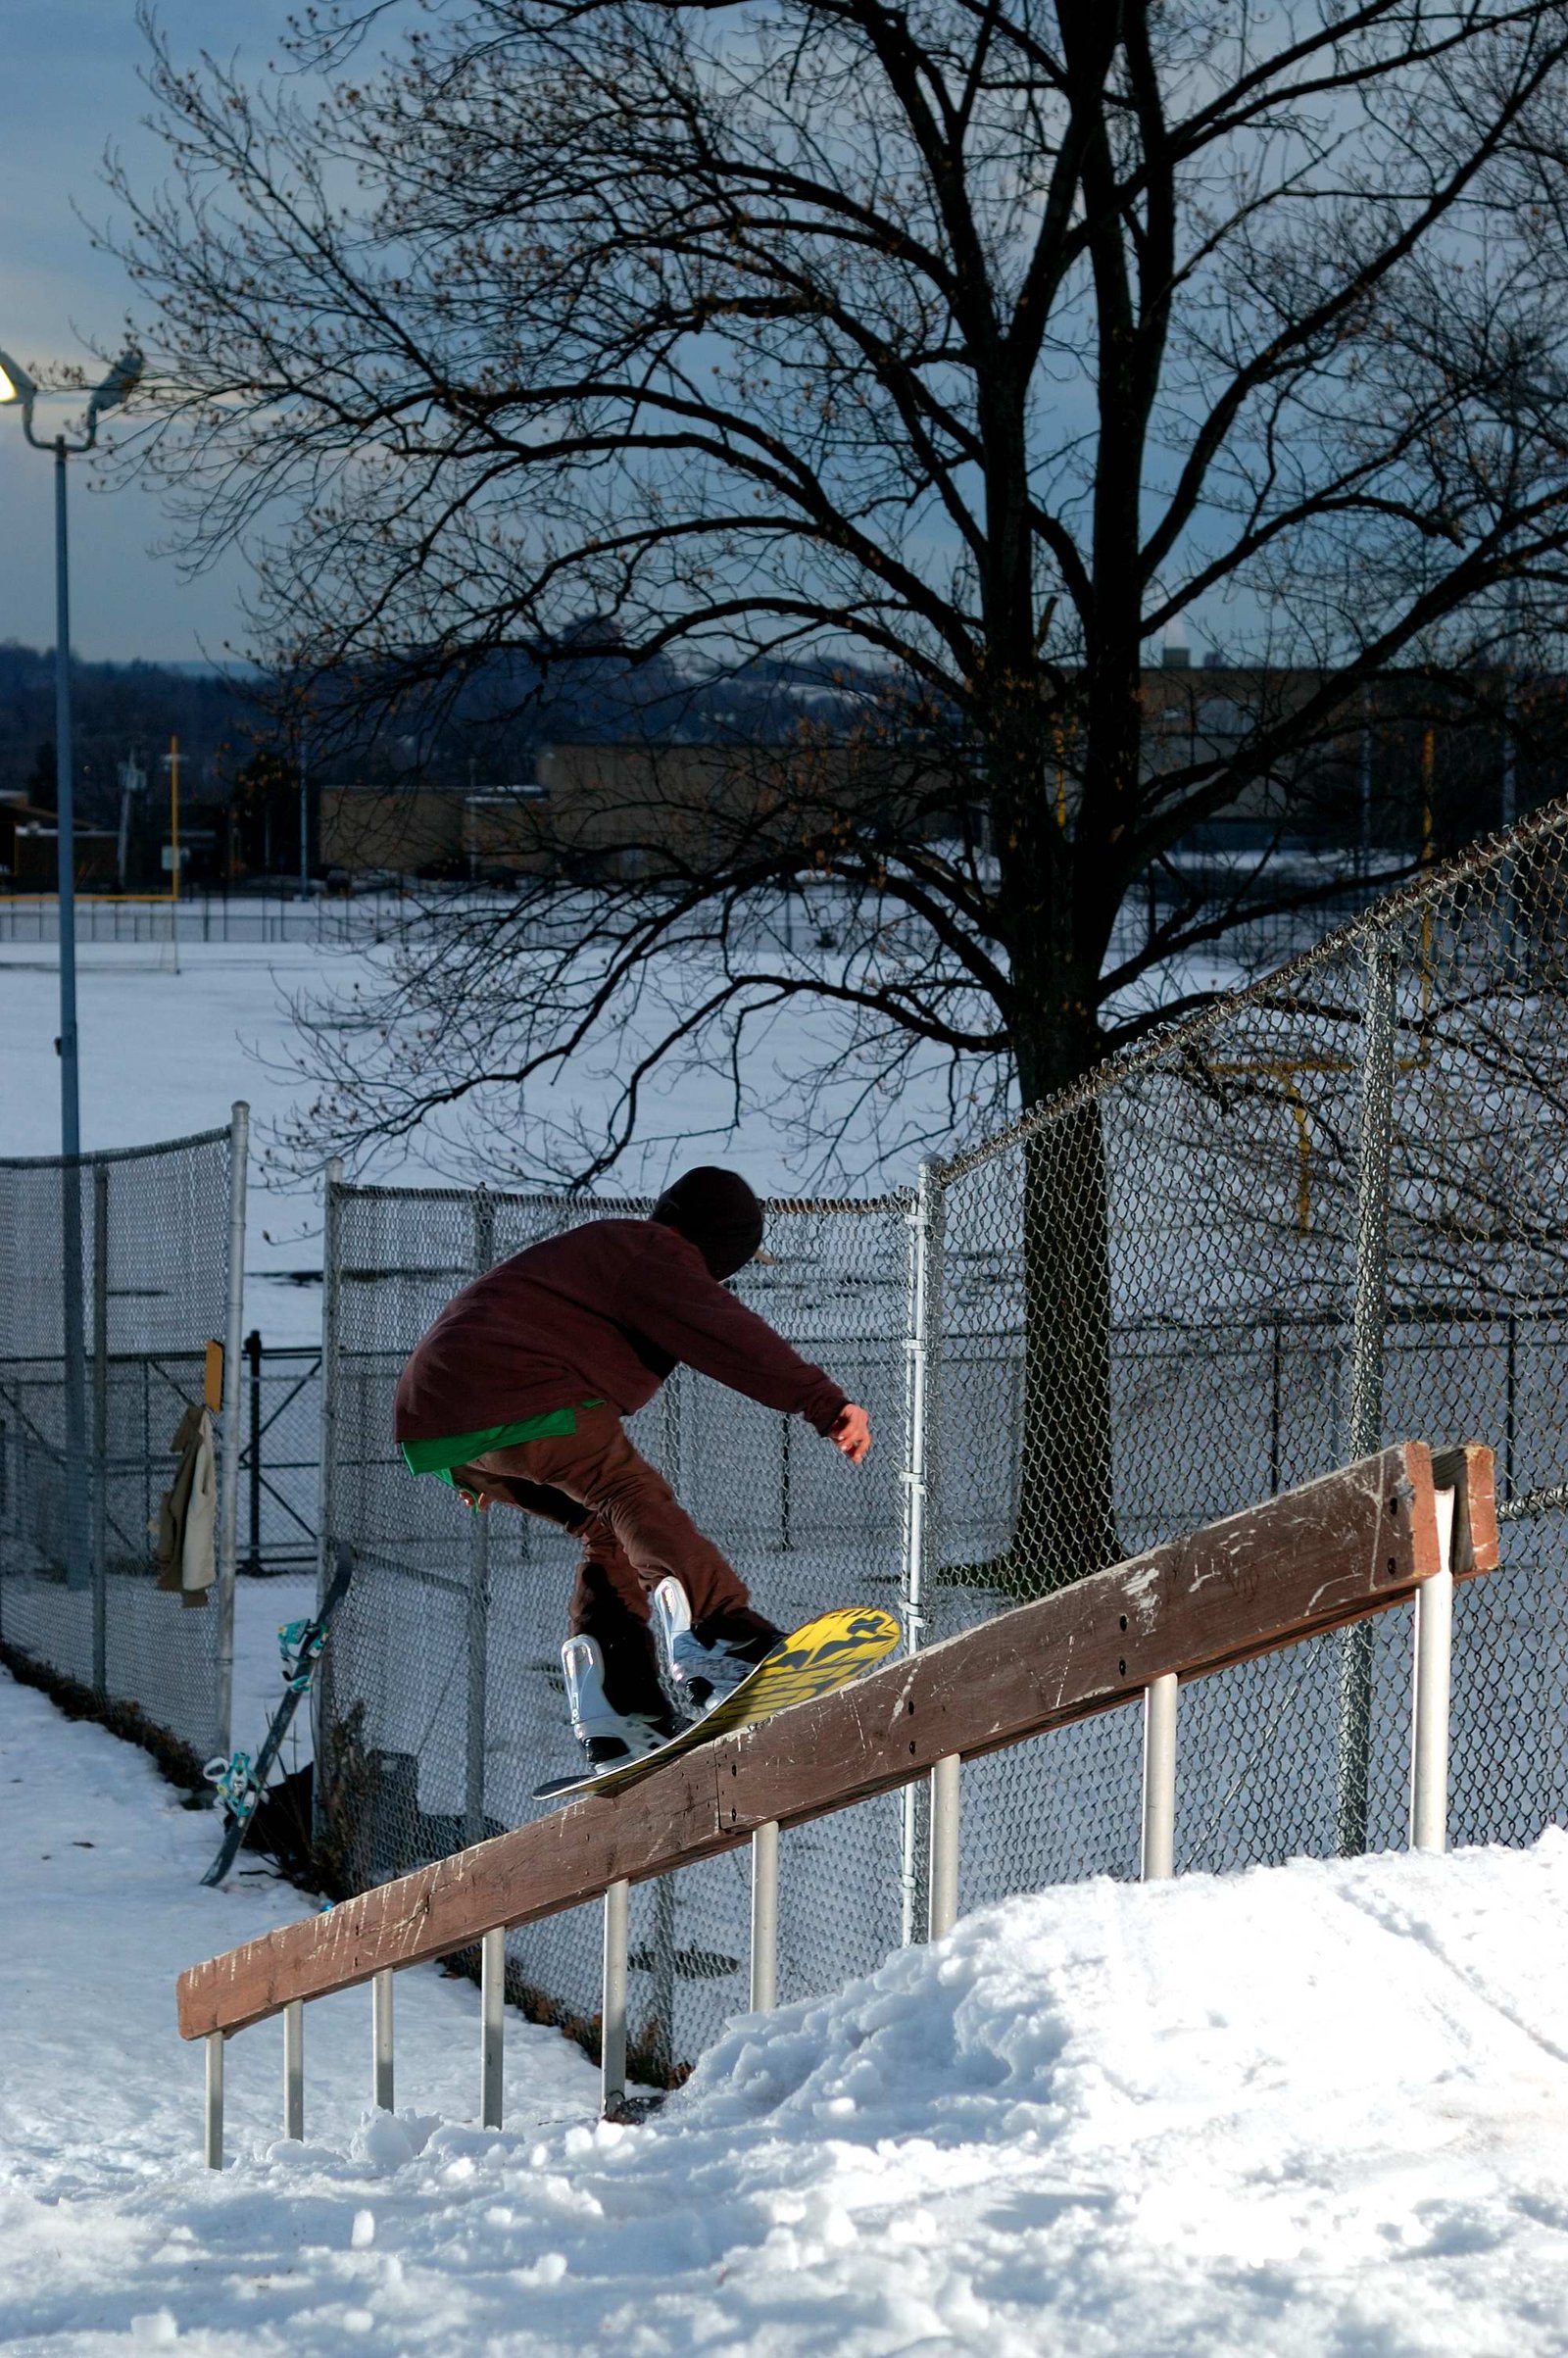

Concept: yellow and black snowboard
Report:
left=533, top=1605, right=901, bottom=1801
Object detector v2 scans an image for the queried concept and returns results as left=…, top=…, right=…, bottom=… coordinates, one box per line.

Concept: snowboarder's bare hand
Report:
left=829, top=1403, right=871, bottom=1463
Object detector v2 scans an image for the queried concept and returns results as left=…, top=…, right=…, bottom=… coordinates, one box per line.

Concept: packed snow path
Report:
left=3, top=1668, right=1568, bottom=2354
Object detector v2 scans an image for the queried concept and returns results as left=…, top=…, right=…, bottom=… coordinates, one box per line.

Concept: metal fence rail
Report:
left=0, top=1113, right=247, bottom=1774
left=314, top=798, right=1568, bottom=2077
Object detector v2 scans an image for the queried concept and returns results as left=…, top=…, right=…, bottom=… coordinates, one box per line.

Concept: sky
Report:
left=0, top=2, right=298, bottom=663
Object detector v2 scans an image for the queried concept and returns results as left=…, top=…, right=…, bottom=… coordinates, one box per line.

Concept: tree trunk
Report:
left=1004, top=985, right=1121, bottom=1597
left=976, top=673, right=1125, bottom=1599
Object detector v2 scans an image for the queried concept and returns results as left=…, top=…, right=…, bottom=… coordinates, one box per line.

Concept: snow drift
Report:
left=3, top=1661, right=1567, bottom=2353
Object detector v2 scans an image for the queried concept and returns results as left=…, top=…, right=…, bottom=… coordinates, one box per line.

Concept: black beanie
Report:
left=651, top=1166, right=764, bottom=1280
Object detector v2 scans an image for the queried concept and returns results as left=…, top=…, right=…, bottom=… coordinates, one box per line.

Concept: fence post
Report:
left=465, top=1194, right=495, bottom=1847
left=61, top=1153, right=89, bottom=1594
left=91, top=1160, right=109, bottom=1696
left=1409, top=1486, right=1456, bottom=1851
left=312, top=1158, right=345, bottom=1856
left=900, top=1161, right=940, bottom=1944
left=216, top=1103, right=249, bottom=1760
left=1504, top=1312, right=1517, bottom=1504
left=1336, top=937, right=1397, bottom=1857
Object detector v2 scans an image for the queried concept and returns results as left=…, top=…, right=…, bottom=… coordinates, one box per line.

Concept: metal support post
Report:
left=91, top=1159, right=109, bottom=1695
left=53, top=440, right=90, bottom=1597
left=283, top=1998, right=304, bottom=2140
left=372, top=1969, right=395, bottom=2112
left=465, top=1196, right=495, bottom=1847
left=312, top=1158, right=345, bottom=1851
left=602, top=1879, right=629, bottom=2116
left=1141, top=1673, right=1178, bottom=1879
left=1409, top=1488, right=1456, bottom=1853
left=244, top=1328, right=264, bottom=1574
left=900, top=1160, right=941, bottom=1944
left=216, top=1103, right=249, bottom=1760
left=750, top=1822, right=779, bottom=2011
left=480, top=1927, right=505, bottom=2128
left=1337, top=937, right=1398, bottom=1857
left=60, top=1155, right=89, bottom=1593
left=204, top=2032, right=224, bottom=2170
left=53, top=438, right=80, bottom=1166
left=927, top=1753, right=960, bottom=1940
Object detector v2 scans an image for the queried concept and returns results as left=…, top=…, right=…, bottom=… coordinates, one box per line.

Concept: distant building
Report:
left=6, top=806, right=122, bottom=891
left=313, top=668, right=1565, bottom=886
left=322, top=739, right=952, bottom=884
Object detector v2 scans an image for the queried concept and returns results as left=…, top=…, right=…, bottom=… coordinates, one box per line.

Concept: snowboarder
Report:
left=395, top=1167, right=872, bottom=1772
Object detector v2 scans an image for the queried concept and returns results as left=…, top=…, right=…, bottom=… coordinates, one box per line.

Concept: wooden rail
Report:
left=180, top=1441, right=1494, bottom=2080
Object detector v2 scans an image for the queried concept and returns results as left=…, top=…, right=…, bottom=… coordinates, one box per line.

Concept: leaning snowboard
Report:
left=533, top=1604, right=901, bottom=1801
left=199, top=1543, right=354, bottom=1886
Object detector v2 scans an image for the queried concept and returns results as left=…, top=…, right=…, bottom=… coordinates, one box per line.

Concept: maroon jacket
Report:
left=395, top=1217, right=848, bottom=1442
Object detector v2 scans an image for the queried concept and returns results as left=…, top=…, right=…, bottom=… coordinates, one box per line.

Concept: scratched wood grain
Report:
left=178, top=1441, right=1494, bottom=2039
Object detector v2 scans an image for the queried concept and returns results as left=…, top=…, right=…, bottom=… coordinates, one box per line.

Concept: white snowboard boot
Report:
left=561, top=1635, right=677, bottom=1770
left=650, top=1577, right=780, bottom=1717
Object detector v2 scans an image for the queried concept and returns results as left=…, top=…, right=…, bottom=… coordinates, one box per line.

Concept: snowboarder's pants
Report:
left=451, top=1402, right=775, bottom=1714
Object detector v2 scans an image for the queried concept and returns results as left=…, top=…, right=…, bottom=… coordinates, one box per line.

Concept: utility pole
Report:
left=161, top=737, right=182, bottom=975
left=299, top=728, right=310, bottom=900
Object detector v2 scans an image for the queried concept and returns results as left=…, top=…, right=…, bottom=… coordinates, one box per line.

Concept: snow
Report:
left=0, top=927, right=956, bottom=1347
left=4, top=1661, right=1568, bottom=2354
left=230, top=1574, right=321, bottom=1772
left=0, top=938, right=359, bottom=1345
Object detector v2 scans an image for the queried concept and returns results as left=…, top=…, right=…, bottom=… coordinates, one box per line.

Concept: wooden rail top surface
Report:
left=178, top=1441, right=1496, bottom=2039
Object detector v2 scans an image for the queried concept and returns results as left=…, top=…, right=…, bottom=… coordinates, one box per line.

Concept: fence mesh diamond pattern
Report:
left=0, top=1123, right=239, bottom=1773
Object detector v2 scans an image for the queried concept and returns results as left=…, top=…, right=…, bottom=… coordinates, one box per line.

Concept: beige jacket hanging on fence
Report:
left=155, top=1402, right=218, bottom=1608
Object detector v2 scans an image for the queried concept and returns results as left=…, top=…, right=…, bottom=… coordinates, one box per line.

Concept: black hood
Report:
left=651, top=1167, right=764, bottom=1281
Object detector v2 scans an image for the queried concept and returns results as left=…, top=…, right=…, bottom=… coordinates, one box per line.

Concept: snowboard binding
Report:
left=562, top=1633, right=681, bottom=1770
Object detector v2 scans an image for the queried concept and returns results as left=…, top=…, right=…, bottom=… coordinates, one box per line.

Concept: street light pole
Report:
left=0, top=344, right=142, bottom=1151
left=53, top=435, right=80, bottom=1156
left=0, top=342, right=143, bottom=1595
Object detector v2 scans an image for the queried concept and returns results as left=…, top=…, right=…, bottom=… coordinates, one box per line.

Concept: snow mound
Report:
left=6, top=1777, right=1568, bottom=2354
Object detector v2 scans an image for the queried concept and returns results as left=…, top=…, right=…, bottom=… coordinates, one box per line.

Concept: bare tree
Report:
left=110, top=0, right=1568, bottom=1581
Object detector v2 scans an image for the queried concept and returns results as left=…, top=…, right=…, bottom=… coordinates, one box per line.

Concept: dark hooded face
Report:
left=651, top=1166, right=764, bottom=1280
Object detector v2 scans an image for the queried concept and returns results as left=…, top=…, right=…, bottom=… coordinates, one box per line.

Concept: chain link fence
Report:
left=923, top=802, right=1568, bottom=1923
left=315, top=800, right=1568, bottom=2076
left=0, top=1114, right=246, bottom=1777
left=317, top=1186, right=909, bottom=2074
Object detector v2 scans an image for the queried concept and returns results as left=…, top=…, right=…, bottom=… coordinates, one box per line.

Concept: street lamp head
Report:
left=0, top=345, right=38, bottom=422
left=85, top=347, right=144, bottom=422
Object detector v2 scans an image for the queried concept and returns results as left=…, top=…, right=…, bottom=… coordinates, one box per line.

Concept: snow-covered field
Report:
left=0, top=929, right=961, bottom=1346
left=3, top=1662, right=1567, bottom=2355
